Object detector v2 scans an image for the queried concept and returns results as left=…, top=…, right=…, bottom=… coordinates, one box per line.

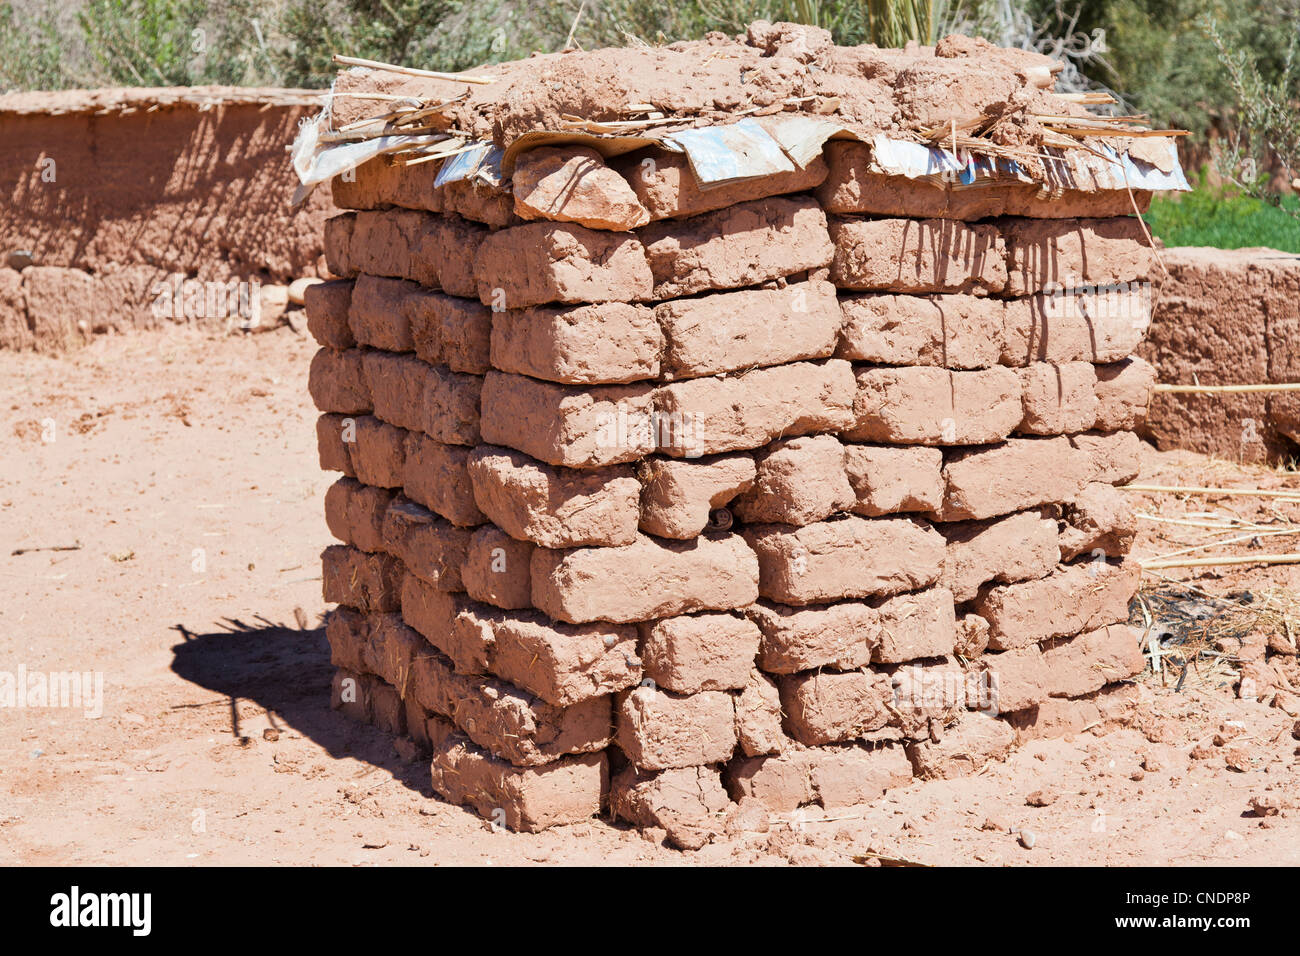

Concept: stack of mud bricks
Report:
left=308, top=135, right=1154, bottom=847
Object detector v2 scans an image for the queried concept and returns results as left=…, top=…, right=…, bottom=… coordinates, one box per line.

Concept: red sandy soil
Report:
left=2, top=327, right=1298, bottom=866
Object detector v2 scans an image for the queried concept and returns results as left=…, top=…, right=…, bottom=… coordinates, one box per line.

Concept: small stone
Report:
left=1026, top=789, right=1057, bottom=807
left=1018, top=829, right=1037, bottom=849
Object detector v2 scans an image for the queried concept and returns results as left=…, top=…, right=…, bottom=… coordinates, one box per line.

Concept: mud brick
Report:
left=939, top=509, right=1059, bottom=602
left=978, top=644, right=1050, bottom=713
left=616, top=685, right=737, bottom=770
left=362, top=351, right=482, bottom=445
left=316, top=413, right=354, bottom=475
left=639, top=612, right=760, bottom=694
left=490, top=302, right=661, bottom=384
left=640, top=197, right=834, bottom=298
left=488, top=612, right=641, bottom=706
left=530, top=533, right=759, bottom=625
left=1004, top=683, right=1138, bottom=743
left=1000, top=216, right=1155, bottom=296
left=873, top=587, right=958, bottom=664
left=609, top=765, right=730, bottom=851
left=934, top=436, right=1088, bottom=521
left=655, top=280, right=841, bottom=379
left=479, top=371, right=656, bottom=468
left=467, top=445, right=640, bottom=547
left=637, top=454, right=756, bottom=539
left=371, top=679, right=407, bottom=733
left=615, top=147, right=828, bottom=221
left=837, top=293, right=1004, bottom=369
left=362, top=614, right=426, bottom=695
left=462, top=526, right=534, bottom=610
left=409, top=645, right=612, bottom=765
left=330, top=668, right=372, bottom=724
left=954, top=613, right=991, bottom=658
left=325, top=607, right=368, bottom=672
left=779, top=670, right=893, bottom=746
left=842, top=444, right=943, bottom=517
left=347, top=274, right=416, bottom=352
left=817, top=141, right=998, bottom=217
left=406, top=698, right=434, bottom=749
left=512, top=145, right=650, bottom=230
left=1041, top=624, right=1145, bottom=699
left=848, top=366, right=1022, bottom=445
left=322, top=213, right=356, bottom=277
left=906, top=711, right=1015, bottom=779
left=728, top=740, right=913, bottom=810
left=428, top=730, right=608, bottom=832
left=733, top=435, right=855, bottom=526
left=891, top=656, right=971, bottom=726
left=308, top=348, right=370, bottom=414
left=1071, top=430, right=1142, bottom=484
left=332, top=156, right=518, bottom=227
left=735, top=668, right=785, bottom=757
left=975, top=559, right=1140, bottom=651
left=323, top=478, right=393, bottom=552
left=349, top=416, right=406, bottom=488
left=829, top=217, right=1007, bottom=294
left=381, top=497, right=472, bottom=591
left=1017, top=362, right=1099, bottom=435
left=405, top=289, right=492, bottom=374
left=1093, top=357, right=1156, bottom=431
left=1059, top=482, right=1137, bottom=561
left=743, top=515, right=944, bottom=606
left=747, top=600, right=878, bottom=673
left=654, top=359, right=855, bottom=458
left=473, top=221, right=652, bottom=307
left=304, top=278, right=355, bottom=349
left=1001, top=287, right=1151, bottom=365
left=401, top=574, right=488, bottom=673
left=401, top=434, right=486, bottom=527
left=321, top=544, right=403, bottom=612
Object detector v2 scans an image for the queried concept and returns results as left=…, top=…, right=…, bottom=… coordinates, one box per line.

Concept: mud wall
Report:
left=0, top=89, right=334, bottom=350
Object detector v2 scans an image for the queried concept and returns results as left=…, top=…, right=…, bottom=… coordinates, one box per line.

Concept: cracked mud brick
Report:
left=427, top=728, right=608, bottom=832
left=349, top=274, right=493, bottom=372
left=362, top=352, right=482, bottom=445
left=610, top=764, right=730, bottom=851
left=747, top=600, right=878, bottom=674
left=654, top=359, right=855, bottom=458
left=999, top=216, right=1155, bottom=297
left=933, top=436, right=1088, bottom=521
left=726, top=743, right=913, bottom=812
left=380, top=496, right=472, bottom=592
left=1017, top=362, right=1099, bottom=436
left=735, top=668, right=786, bottom=757
left=829, top=217, right=1006, bottom=294
left=461, top=526, right=534, bottom=610
left=316, top=413, right=354, bottom=475
left=848, top=366, right=1022, bottom=445
left=308, top=348, right=370, bottom=414
left=655, top=279, right=841, bottom=379
left=511, top=146, right=650, bottom=231
left=490, top=302, right=661, bottom=384
left=409, top=643, right=611, bottom=766
left=637, top=453, right=756, bottom=539
left=323, top=478, right=393, bottom=552
left=872, top=587, right=958, bottom=664
left=530, top=533, right=759, bottom=625
left=938, top=509, right=1058, bottom=602
left=906, top=711, right=1015, bottom=779
left=1058, top=482, right=1137, bottom=561
left=1040, top=623, right=1145, bottom=699
left=349, top=416, right=406, bottom=488
left=836, top=293, right=1004, bottom=369
left=479, top=371, right=656, bottom=468
left=401, top=434, right=485, bottom=527
left=487, top=612, right=642, bottom=707
left=304, top=278, right=355, bottom=350
left=639, top=612, right=760, bottom=694
left=743, top=515, right=944, bottom=605
left=467, top=445, right=640, bottom=547
left=1093, top=357, right=1156, bottom=431
left=842, top=444, right=943, bottom=517
left=640, top=196, right=834, bottom=298
left=321, top=544, right=403, bottom=612
left=778, top=669, right=894, bottom=746
left=614, top=148, right=827, bottom=221
left=1002, top=288, right=1150, bottom=366
left=732, top=435, right=855, bottom=527
left=616, top=684, right=737, bottom=770
left=1071, top=430, right=1142, bottom=484
left=974, top=558, right=1141, bottom=650
left=326, top=209, right=485, bottom=298
left=473, top=221, right=652, bottom=307
left=347, top=274, right=417, bottom=352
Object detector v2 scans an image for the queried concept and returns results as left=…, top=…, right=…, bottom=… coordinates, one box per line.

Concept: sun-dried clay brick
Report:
left=380, top=497, right=472, bottom=592
left=1058, top=482, right=1137, bottom=561
left=1093, top=357, right=1156, bottom=431
left=906, top=711, right=1016, bottom=779
left=461, top=525, right=534, bottom=610
left=999, top=216, right=1155, bottom=297
left=842, top=444, right=943, bottom=517
left=733, top=435, right=855, bottom=526
left=640, top=196, right=833, bottom=298
left=321, top=544, right=403, bottom=612
left=616, top=684, right=737, bottom=770
left=938, top=509, right=1059, bottom=602
left=323, top=477, right=392, bottom=552
left=735, top=668, right=785, bottom=757
left=316, top=413, right=354, bottom=475
left=1070, top=430, right=1143, bottom=485
left=1040, top=623, right=1145, bottom=699
left=639, top=612, right=760, bottom=694
left=747, top=600, right=878, bottom=673
left=1002, top=287, right=1150, bottom=366
left=488, top=612, right=641, bottom=707
left=305, top=279, right=355, bottom=350
left=779, top=669, right=894, bottom=745
left=614, top=148, right=827, bottom=221
left=836, top=292, right=1003, bottom=368
left=848, top=366, right=1022, bottom=445
left=512, top=146, right=650, bottom=230
left=309, top=348, right=370, bottom=414
left=637, top=453, right=756, bottom=539
left=490, top=302, right=660, bottom=384
left=467, top=445, right=640, bottom=547
left=531, top=533, right=759, bottom=625
left=349, top=416, right=406, bottom=488
left=1017, top=361, right=1099, bottom=436
left=609, top=764, right=731, bottom=851
left=933, top=436, right=1088, bottom=522
left=974, top=559, right=1141, bottom=650
left=401, top=433, right=486, bottom=527
left=829, top=217, right=1006, bottom=295
left=872, top=587, right=958, bottom=664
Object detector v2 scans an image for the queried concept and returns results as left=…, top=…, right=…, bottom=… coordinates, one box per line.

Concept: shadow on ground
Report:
left=168, top=613, right=432, bottom=797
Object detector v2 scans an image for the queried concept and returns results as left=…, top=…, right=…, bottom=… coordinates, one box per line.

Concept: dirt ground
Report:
left=2, top=326, right=1298, bottom=867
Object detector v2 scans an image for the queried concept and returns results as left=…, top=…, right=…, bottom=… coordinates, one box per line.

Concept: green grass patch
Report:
left=1144, top=189, right=1300, bottom=253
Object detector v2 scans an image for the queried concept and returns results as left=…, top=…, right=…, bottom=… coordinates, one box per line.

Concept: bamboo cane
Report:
left=1123, top=484, right=1300, bottom=500
left=1154, top=383, right=1300, bottom=394
left=1140, top=553, right=1300, bottom=570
